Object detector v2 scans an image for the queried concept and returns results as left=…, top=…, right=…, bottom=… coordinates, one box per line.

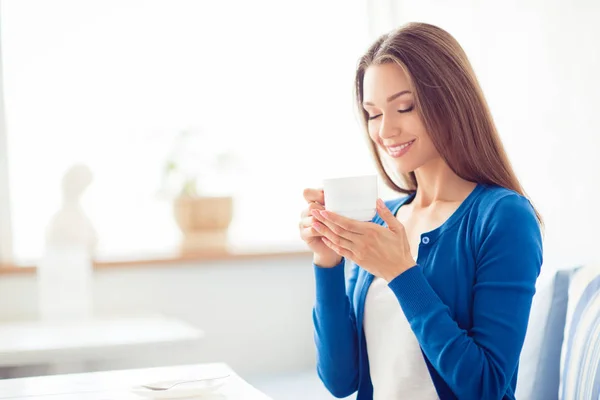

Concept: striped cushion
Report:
left=559, top=264, right=600, bottom=400
left=517, top=268, right=577, bottom=400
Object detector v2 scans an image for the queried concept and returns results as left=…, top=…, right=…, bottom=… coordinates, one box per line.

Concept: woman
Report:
left=299, top=22, right=543, bottom=400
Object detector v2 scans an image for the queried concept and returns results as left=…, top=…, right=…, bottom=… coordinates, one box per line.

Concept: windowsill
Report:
left=0, top=245, right=312, bottom=275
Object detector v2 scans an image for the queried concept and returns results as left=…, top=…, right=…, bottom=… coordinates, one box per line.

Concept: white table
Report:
left=0, top=363, right=272, bottom=399
left=0, top=315, right=203, bottom=370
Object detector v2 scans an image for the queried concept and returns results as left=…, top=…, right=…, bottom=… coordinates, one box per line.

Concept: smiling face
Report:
left=362, top=62, right=441, bottom=175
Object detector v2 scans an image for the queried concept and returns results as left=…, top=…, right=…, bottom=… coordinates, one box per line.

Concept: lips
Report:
left=385, top=139, right=415, bottom=158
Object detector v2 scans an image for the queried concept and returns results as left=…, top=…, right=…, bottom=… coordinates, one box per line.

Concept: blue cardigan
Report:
left=312, top=183, right=543, bottom=400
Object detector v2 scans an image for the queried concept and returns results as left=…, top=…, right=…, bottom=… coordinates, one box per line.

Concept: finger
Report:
left=300, top=226, right=320, bottom=241
left=299, top=216, right=317, bottom=229
left=316, top=210, right=367, bottom=234
left=309, top=202, right=325, bottom=210
left=322, top=237, right=354, bottom=259
left=312, top=220, right=355, bottom=250
left=312, top=210, right=362, bottom=240
left=303, top=188, right=325, bottom=204
left=301, top=202, right=325, bottom=218
left=376, top=198, right=402, bottom=232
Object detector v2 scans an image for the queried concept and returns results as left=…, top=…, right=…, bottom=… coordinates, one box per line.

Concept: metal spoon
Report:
left=141, top=375, right=231, bottom=391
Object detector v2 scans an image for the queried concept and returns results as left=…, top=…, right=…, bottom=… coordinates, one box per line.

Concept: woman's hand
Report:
left=311, top=199, right=416, bottom=281
left=299, top=188, right=343, bottom=268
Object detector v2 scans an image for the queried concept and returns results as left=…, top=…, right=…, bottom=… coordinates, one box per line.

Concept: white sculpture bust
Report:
left=45, top=164, right=98, bottom=255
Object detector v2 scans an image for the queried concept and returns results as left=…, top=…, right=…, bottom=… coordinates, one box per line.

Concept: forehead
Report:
left=363, top=63, right=412, bottom=100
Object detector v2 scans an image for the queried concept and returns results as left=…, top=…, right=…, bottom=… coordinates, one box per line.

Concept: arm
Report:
left=388, top=194, right=542, bottom=400
left=312, top=258, right=360, bottom=398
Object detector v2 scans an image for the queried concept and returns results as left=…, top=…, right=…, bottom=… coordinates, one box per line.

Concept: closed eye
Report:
left=368, top=105, right=414, bottom=120
left=398, top=105, right=414, bottom=113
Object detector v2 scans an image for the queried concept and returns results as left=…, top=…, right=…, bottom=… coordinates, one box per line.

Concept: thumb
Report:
left=376, top=199, right=402, bottom=232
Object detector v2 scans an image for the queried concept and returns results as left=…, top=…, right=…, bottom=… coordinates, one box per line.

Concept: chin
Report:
left=389, top=158, right=419, bottom=175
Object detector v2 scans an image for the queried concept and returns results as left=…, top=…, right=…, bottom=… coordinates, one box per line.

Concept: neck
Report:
left=411, top=157, right=476, bottom=208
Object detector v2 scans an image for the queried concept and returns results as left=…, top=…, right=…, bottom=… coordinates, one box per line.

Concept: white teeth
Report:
left=387, top=140, right=413, bottom=152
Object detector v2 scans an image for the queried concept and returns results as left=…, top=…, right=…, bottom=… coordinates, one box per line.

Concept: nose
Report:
left=378, top=115, right=398, bottom=140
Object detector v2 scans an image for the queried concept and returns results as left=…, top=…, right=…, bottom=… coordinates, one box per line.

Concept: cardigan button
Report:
left=422, top=236, right=430, bottom=245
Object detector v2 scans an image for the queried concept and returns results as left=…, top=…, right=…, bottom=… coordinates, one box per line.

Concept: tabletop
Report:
left=0, top=314, right=203, bottom=366
left=0, top=362, right=272, bottom=399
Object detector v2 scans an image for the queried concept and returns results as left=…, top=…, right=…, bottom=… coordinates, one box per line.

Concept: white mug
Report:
left=323, top=175, right=378, bottom=221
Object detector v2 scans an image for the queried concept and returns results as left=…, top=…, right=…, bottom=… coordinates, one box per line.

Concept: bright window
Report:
left=1, top=0, right=377, bottom=261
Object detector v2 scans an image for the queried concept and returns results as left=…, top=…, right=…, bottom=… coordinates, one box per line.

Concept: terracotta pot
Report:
left=173, top=196, right=233, bottom=252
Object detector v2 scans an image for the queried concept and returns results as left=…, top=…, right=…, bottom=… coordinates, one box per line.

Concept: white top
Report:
left=363, top=256, right=439, bottom=400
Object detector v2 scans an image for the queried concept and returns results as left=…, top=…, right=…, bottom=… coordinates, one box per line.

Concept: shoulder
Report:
left=471, top=184, right=539, bottom=230
left=469, top=184, right=543, bottom=260
left=461, top=185, right=544, bottom=289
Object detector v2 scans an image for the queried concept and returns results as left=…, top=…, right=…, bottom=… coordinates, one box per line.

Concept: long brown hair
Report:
left=354, top=22, right=543, bottom=226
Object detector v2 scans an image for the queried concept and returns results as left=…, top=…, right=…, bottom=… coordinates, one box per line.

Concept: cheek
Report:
left=367, top=123, right=380, bottom=143
left=368, top=131, right=378, bottom=144
left=418, top=134, right=439, bottom=158
left=405, top=118, right=432, bottom=148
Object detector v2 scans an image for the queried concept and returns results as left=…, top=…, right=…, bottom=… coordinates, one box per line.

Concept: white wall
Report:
left=0, top=254, right=319, bottom=381
left=0, top=15, right=14, bottom=264
left=368, top=1, right=600, bottom=275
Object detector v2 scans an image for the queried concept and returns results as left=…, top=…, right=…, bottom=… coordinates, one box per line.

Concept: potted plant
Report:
left=160, top=128, right=238, bottom=253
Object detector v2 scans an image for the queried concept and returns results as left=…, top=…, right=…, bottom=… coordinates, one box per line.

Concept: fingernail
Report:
left=376, top=199, right=384, bottom=208
left=312, top=222, right=321, bottom=231
left=319, top=210, right=328, bottom=218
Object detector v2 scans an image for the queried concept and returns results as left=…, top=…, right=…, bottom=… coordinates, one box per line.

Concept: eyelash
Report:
left=368, top=106, right=414, bottom=120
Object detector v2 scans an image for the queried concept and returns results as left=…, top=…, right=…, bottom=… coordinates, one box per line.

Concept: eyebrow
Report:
left=362, top=90, right=412, bottom=107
